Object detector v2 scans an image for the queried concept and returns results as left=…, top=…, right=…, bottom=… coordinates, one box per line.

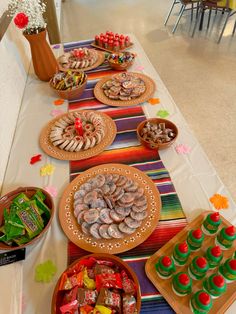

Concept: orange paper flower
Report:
left=209, top=194, right=229, bottom=210
left=54, top=99, right=64, bottom=106
left=148, top=98, right=160, bottom=105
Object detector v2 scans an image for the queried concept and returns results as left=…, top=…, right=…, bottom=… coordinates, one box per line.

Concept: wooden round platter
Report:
left=39, top=110, right=117, bottom=161
left=57, top=49, right=105, bottom=72
left=59, top=163, right=161, bottom=254
left=93, top=72, right=156, bottom=107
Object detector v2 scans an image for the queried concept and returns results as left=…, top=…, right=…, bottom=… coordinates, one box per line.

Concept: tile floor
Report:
left=61, top=0, right=236, bottom=202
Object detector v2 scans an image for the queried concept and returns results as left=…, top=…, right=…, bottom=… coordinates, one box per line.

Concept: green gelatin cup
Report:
left=190, top=290, right=213, bottom=314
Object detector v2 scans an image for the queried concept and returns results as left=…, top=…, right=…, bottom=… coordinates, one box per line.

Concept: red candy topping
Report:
left=210, top=212, right=220, bottom=222
left=178, top=242, right=188, bottom=253
left=213, top=275, right=224, bottom=287
left=211, top=246, right=222, bottom=257
left=199, top=292, right=211, bottom=305
left=162, top=256, right=171, bottom=267
left=225, top=226, right=235, bottom=236
left=196, top=257, right=207, bottom=268
left=229, top=259, right=236, bottom=270
left=192, top=229, right=202, bottom=239
left=179, top=273, right=189, bottom=285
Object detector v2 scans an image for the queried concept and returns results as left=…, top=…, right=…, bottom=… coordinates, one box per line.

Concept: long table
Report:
left=1, top=35, right=236, bottom=314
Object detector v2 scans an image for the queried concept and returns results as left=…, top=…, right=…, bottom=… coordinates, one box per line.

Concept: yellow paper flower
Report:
left=40, top=164, right=55, bottom=176
left=209, top=194, right=229, bottom=210
left=148, top=98, right=160, bottom=105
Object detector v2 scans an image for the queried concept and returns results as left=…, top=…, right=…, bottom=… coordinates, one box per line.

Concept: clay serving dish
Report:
left=51, top=253, right=141, bottom=314
left=50, top=72, right=87, bottom=101
left=0, top=187, right=54, bottom=251
left=137, top=118, right=178, bottom=150
left=107, top=52, right=135, bottom=71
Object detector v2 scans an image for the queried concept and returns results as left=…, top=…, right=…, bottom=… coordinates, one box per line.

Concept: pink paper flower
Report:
left=50, top=109, right=64, bottom=117
left=175, top=144, right=191, bottom=154
left=44, top=186, right=58, bottom=198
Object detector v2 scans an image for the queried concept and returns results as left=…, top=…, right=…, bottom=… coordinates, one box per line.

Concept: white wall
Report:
left=0, top=0, right=62, bottom=191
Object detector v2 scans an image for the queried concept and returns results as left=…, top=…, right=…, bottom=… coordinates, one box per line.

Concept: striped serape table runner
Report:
left=65, top=39, right=187, bottom=313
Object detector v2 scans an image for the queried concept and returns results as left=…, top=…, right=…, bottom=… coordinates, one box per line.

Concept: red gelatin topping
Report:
left=114, top=41, right=119, bottom=46
left=210, top=212, right=220, bottom=222
left=193, top=229, right=202, bottom=239
left=211, top=246, right=222, bottom=257
left=179, top=273, right=189, bottom=285
left=225, top=226, right=235, bottom=237
left=95, top=35, right=99, bottom=40
left=199, top=292, right=211, bottom=305
left=196, top=257, right=207, bottom=268
left=178, top=242, right=188, bottom=253
left=229, top=259, right=236, bottom=271
left=100, top=33, right=104, bottom=37
left=213, top=275, right=224, bottom=287
left=162, top=256, right=171, bottom=267
left=120, top=34, right=124, bottom=39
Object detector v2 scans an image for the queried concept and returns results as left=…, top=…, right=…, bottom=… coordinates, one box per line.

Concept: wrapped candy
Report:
left=123, top=294, right=137, bottom=314
left=77, top=288, right=98, bottom=306
left=97, top=288, right=121, bottom=311
left=60, top=300, right=78, bottom=314
left=94, top=264, right=115, bottom=276
left=94, top=305, right=112, bottom=314
left=83, top=268, right=96, bottom=289
left=96, top=273, right=122, bottom=291
left=121, top=270, right=136, bottom=294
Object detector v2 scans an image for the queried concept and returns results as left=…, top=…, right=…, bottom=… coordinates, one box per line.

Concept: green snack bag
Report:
left=9, top=204, right=25, bottom=229
left=13, top=235, right=30, bottom=246
left=33, top=189, right=46, bottom=201
left=23, top=200, right=44, bottom=228
left=13, top=193, right=30, bottom=207
left=17, top=208, right=43, bottom=239
left=31, top=194, right=50, bottom=221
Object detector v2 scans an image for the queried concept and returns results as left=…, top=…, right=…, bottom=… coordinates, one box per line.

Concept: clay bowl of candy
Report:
left=51, top=253, right=141, bottom=314
left=0, top=187, right=54, bottom=250
left=108, top=52, right=136, bottom=71
left=137, top=118, right=178, bottom=150
left=50, top=70, right=87, bottom=101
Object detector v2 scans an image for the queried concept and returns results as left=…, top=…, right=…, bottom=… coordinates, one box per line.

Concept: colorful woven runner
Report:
left=65, top=39, right=187, bottom=313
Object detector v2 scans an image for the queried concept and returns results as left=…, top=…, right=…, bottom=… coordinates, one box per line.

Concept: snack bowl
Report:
left=137, top=118, right=178, bottom=150
left=0, top=187, right=54, bottom=250
left=107, top=52, right=135, bottom=71
left=50, top=71, right=87, bottom=101
left=51, top=253, right=141, bottom=314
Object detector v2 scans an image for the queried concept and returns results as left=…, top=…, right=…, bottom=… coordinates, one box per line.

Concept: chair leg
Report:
left=232, top=20, right=236, bottom=35
left=191, top=3, right=194, bottom=21
left=207, top=8, right=212, bottom=29
left=196, top=3, right=199, bottom=18
left=218, top=11, right=231, bottom=43
left=172, top=4, right=186, bottom=33
left=199, top=8, right=205, bottom=30
left=192, top=7, right=202, bottom=37
left=164, top=0, right=178, bottom=26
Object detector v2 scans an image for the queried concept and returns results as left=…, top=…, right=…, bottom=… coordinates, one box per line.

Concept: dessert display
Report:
left=50, top=71, right=86, bottom=91
left=108, top=52, right=136, bottom=70
left=190, top=290, right=213, bottom=314
left=203, top=274, right=227, bottom=298
left=172, top=272, right=192, bottom=296
left=73, top=173, right=148, bottom=239
left=102, top=72, right=146, bottom=101
left=40, top=110, right=117, bottom=161
left=216, top=225, right=236, bottom=250
left=188, top=256, right=209, bottom=280
left=155, top=256, right=176, bottom=279
left=145, top=211, right=236, bottom=314
left=52, top=254, right=141, bottom=314
left=0, top=188, right=53, bottom=249
left=59, top=163, right=161, bottom=254
left=205, top=245, right=223, bottom=268
left=202, top=212, right=222, bottom=235
left=172, top=241, right=190, bottom=266
left=58, top=48, right=104, bottom=71
left=92, top=31, right=133, bottom=52
left=187, top=228, right=204, bottom=251
left=139, top=121, right=176, bottom=145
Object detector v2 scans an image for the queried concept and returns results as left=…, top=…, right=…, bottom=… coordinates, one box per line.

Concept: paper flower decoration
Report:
left=54, top=99, right=65, bottom=106
left=156, top=109, right=169, bottom=118
left=30, top=154, right=42, bottom=165
left=210, top=194, right=229, bottom=210
left=44, top=186, right=58, bottom=198
left=40, top=164, right=55, bottom=176
left=148, top=98, right=160, bottom=105
left=35, top=260, right=57, bottom=283
left=175, top=144, right=191, bottom=155
left=50, top=109, right=64, bottom=117
left=14, top=13, right=29, bottom=29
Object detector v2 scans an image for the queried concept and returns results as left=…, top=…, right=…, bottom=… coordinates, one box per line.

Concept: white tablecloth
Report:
left=1, top=35, right=236, bottom=314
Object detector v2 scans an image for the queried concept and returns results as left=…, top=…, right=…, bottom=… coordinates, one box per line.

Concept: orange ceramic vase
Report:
left=24, top=29, right=58, bottom=81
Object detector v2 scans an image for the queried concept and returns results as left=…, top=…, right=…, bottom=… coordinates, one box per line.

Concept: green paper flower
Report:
left=156, top=109, right=169, bottom=118
left=35, top=260, right=57, bottom=283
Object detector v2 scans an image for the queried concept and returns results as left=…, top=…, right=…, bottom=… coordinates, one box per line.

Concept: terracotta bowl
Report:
left=0, top=187, right=54, bottom=251
left=137, top=118, right=178, bottom=150
left=51, top=253, right=141, bottom=314
left=108, top=52, right=135, bottom=71
left=50, top=73, right=87, bottom=101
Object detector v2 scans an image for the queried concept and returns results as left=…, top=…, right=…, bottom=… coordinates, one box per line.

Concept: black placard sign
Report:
left=0, top=248, right=26, bottom=266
